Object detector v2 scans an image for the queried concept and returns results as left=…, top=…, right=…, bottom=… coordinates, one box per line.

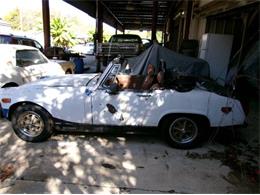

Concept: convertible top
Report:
left=127, top=43, right=210, bottom=78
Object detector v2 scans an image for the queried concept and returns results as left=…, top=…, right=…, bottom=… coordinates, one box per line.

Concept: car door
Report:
left=91, top=64, right=157, bottom=126
left=92, top=89, right=157, bottom=126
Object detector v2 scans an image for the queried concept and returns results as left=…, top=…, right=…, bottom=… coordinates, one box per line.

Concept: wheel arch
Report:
left=158, top=113, right=210, bottom=128
left=8, top=101, right=52, bottom=120
left=65, top=69, right=73, bottom=74
left=1, top=82, right=19, bottom=88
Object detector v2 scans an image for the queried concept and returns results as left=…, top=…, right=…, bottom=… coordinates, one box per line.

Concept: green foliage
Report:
left=86, top=29, right=95, bottom=42
left=4, top=8, right=42, bottom=31
left=3, top=8, right=116, bottom=46
left=103, top=33, right=112, bottom=42
left=4, top=8, right=20, bottom=30
left=50, top=17, right=76, bottom=47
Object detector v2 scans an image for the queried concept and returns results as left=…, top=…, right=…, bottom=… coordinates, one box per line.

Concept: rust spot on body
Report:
left=106, top=104, right=117, bottom=114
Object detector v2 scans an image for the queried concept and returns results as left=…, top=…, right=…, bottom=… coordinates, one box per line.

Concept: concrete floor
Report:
left=0, top=118, right=259, bottom=194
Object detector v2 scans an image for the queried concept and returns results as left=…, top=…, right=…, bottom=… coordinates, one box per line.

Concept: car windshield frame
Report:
left=94, top=62, right=121, bottom=90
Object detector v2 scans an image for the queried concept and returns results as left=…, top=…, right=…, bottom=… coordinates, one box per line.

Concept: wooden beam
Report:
left=101, top=1, right=124, bottom=29
left=194, top=0, right=258, bottom=17
left=95, top=0, right=103, bottom=72
left=95, top=0, right=103, bottom=43
left=42, top=0, right=50, bottom=49
left=184, top=0, right=193, bottom=40
left=64, top=0, right=123, bottom=31
left=151, top=1, right=158, bottom=41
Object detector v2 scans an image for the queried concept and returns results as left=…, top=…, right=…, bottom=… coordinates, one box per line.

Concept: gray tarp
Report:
left=126, top=43, right=210, bottom=78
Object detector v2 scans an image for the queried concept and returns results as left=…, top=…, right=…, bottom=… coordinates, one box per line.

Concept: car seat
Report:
left=141, top=64, right=155, bottom=90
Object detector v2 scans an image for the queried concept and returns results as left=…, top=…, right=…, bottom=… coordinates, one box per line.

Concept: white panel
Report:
left=199, top=49, right=207, bottom=59
left=199, top=33, right=233, bottom=86
left=200, top=34, right=209, bottom=50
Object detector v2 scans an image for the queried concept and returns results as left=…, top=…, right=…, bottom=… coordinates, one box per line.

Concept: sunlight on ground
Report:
left=0, top=118, right=258, bottom=193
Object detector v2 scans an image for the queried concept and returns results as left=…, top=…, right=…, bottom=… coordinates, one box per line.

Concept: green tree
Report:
left=4, top=8, right=20, bottom=30
left=86, top=29, right=95, bottom=42
left=4, top=8, right=43, bottom=31
left=50, top=17, right=76, bottom=47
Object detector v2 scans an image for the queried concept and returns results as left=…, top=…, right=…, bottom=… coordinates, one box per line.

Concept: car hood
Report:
left=21, top=73, right=99, bottom=88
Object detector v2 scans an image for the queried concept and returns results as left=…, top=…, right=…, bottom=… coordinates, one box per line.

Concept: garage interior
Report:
left=58, top=0, right=259, bottom=111
left=40, top=0, right=255, bottom=76
left=58, top=0, right=259, bottom=63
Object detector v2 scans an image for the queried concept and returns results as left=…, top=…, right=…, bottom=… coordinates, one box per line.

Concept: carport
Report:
left=41, top=0, right=259, bottom=72
left=43, top=0, right=176, bottom=45
left=41, top=0, right=259, bottom=116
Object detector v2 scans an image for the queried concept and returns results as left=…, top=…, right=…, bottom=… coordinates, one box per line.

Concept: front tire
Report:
left=11, top=104, right=53, bottom=142
left=162, top=116, right=206, bottom=149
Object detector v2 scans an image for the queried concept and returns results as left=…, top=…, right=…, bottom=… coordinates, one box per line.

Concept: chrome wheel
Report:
left=17, top=111, right=44, bottom=137
left=169, top=117, right=198, bottom=144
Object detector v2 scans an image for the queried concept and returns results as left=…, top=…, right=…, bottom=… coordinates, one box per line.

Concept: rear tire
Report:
left=162, top=115, right=206, bottom=149
left=11, top=104, right=53, bottom=142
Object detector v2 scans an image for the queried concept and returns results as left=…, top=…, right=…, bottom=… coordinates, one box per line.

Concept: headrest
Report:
left=147, top=64, right=155, bottom=76
left=157, top=71, right=165, bottom=84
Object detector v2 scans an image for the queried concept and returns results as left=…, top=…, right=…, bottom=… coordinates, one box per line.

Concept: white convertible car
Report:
left=0, top=46, right=246, bottom=149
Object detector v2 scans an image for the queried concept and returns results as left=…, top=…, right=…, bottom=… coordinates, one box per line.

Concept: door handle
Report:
left=137, top=94, right=152, bottom=98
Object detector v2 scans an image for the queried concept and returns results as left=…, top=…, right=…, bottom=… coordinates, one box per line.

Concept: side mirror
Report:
left=106, top=83, right=119, bottom=95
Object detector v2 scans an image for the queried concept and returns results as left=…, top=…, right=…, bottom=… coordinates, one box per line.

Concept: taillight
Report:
left=221, top=107, right=232, bottom=114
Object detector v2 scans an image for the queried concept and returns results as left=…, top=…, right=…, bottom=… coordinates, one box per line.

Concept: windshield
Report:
left=16, top=49, right=48, bottom=67
left=109, top=35, right=142, bottom=43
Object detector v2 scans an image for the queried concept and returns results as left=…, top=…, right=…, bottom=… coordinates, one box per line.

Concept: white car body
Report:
left=0, top=62, right=245, bottom=129
left=0, top=44, right=65, bottom=88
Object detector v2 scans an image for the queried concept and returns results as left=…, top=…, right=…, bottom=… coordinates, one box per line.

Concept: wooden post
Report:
left=184, top=0, right=193, bottom=40
left=95, top=0, right=103, bottom=72
left=42, top=0, right=50, bottom=49
left=95, top=0, right=103, bottom=43
left=163, top=18, right=168, bottom=45
left=237, top=13, right=249, bottom=66
left=151, top=1, right=158, bottom=41
left=115, top=23, right=118, bottom=35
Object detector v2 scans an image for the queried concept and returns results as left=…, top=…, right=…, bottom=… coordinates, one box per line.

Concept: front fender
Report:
left=1, top=86, right=87, bottom=124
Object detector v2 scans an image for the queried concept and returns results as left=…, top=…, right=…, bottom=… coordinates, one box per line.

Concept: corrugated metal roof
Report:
left=64, top=0, right=176, bottom=30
